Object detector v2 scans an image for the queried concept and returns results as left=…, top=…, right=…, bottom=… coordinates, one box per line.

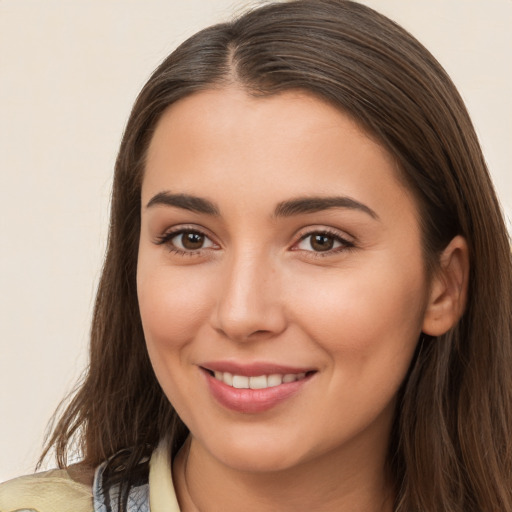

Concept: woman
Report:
left=1, top=0, right=511, bottom=510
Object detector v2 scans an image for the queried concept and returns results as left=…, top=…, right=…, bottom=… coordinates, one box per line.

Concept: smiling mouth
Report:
left=203, top=369, right=316, bottom=389
left=201, top=366, right=317, bottom=413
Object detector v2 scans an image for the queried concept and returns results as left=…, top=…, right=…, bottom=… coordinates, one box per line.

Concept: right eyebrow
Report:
left=145, top=192, right=220, bottom=216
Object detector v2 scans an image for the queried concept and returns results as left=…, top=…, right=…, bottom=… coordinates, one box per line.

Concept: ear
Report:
left=422, top=235, right=469, bottom=336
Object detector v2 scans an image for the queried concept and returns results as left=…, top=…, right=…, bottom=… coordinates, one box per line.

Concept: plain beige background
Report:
left=1, top=0, right=510, bottom=483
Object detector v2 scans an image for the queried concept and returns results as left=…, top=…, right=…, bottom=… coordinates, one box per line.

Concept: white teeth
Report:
left=267, top=374, right=283, bottom=387
left=249, top=375, right=267, bottom=389
left=211, top=370, right=309, bottom=389
left=232, top=375, right=249, bottom=389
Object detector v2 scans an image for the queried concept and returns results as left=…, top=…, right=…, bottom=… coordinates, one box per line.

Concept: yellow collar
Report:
left=149, top=439, right=181, bottom=512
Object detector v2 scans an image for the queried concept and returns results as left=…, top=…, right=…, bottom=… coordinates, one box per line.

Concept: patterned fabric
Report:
left=92, top=461, right=150, bottom=512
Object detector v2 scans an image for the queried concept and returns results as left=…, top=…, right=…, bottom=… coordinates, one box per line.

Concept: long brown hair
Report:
left=41, top=1, right=512, bottom=509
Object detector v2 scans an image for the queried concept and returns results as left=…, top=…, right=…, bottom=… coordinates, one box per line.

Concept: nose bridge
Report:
left=213, top=243, right=285, bottom=341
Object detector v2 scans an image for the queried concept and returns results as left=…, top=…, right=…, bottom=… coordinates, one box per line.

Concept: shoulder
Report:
left=0, top=466, right=93, bottom=512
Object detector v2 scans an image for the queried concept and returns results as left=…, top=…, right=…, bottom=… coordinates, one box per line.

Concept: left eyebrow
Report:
left=273, top=196, right=379, bottom=220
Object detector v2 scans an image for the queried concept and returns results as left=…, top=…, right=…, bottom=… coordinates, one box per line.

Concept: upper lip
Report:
left=200, top=361, right=316, bottom=377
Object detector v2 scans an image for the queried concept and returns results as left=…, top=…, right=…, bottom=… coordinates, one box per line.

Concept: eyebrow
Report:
left=146, top=192, right=220, bottom=215
left=146, top=191, right=378, bottom=220
left=274, top=196, right=379, bottom=219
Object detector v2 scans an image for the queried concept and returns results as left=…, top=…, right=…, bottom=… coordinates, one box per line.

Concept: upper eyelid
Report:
left=294, top=226, right=354, bottom=243
left=154, top=226, right=217, bottom=248
left=157, top=224, right=215, bottom=239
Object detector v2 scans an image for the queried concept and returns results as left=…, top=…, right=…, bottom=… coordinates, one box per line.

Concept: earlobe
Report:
left=422, top=235, right=469, bottom=336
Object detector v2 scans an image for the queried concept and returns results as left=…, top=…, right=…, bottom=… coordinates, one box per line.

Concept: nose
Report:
left=211, top=250, right=287, bottom=342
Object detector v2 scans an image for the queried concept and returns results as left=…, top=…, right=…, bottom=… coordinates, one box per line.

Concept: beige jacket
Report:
left=0, top=440, right=179, bottom=512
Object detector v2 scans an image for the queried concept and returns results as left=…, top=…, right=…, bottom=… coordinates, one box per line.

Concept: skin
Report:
left=137, top=87, right=468, bottom=511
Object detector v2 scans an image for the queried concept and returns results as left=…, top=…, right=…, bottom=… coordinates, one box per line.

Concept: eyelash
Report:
left=154, top=227, right=355, bottom=257
left=294, top=228, right=355, bottom=257
left=155, top=227, right=216, bottom=257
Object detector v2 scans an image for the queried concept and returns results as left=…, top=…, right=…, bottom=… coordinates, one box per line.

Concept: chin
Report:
left=198, top=431, right=308, bottom=474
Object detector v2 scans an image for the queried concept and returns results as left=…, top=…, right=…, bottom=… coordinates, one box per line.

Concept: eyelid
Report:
left=291, top=226, right=355, bottom=254
left=154, top=224, right=220, bottom=253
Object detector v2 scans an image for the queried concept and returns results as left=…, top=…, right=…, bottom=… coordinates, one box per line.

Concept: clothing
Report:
left=0, top=440, right=179, bottom=512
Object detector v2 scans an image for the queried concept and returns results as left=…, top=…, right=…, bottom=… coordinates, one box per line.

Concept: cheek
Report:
left=290, top=256, right=427, bottom=369
left=136, top=263, right=217, bottom=417
left=137, top=264, right=214, bottom=356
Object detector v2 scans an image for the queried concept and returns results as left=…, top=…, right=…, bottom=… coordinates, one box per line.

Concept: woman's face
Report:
left=137, top=87, right=431, bottom=473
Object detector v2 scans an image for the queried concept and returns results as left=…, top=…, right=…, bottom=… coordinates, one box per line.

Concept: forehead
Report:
left=142, top=87, right=417, bottom=225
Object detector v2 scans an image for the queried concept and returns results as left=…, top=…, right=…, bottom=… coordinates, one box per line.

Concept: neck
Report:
left=173, top=433, right=395, bottom=512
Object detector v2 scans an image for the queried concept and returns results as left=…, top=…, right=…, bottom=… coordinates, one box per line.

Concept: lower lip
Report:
left=203, top=370, right=314, bottom=414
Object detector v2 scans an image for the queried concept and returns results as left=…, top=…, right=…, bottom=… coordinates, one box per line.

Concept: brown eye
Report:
left=295, top=231, right=352, bottom=254
left=310, top=234, right=334, bottom=251
left=181, top=232, right=205, bottom=250
left=167, top=230, right=215, bottom=252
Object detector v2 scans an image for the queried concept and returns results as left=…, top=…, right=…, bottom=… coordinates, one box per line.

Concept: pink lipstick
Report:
left=200, top=361, right=316, bottom=414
